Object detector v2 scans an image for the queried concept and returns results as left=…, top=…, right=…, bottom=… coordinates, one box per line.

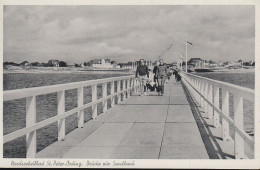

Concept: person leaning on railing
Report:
left=135, top=59, right=149, bottom=96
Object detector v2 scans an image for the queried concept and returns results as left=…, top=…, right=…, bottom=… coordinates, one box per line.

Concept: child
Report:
left=146, top=69, right=156, bottom=91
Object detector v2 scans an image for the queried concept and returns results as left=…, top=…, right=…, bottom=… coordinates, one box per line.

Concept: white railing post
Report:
left=92, top=84, right=97, bottom=119
left=57, top=90, right=65, bottom=141
left=222, top=89, right=230, bottom=141
left=127, top=79, right=130, bottom=98
left=117, top=80, right=121, bottom=104
left=122, top=79, right=126, bottom=101
left=204, top=82, right=208, bottom=114
left=125, top=79, right=128, bottom=98
left=194, top=79, right=198, bottom=101
left=130, top=78, right=134, bottom=95
left=234, top=94, right=244, bottom=159
left=26, top=96, right=36, bottom=158
left=208, top=84, right=213, bottom=119
left=111, top=81, right=115, bottom=107
left=102, top=83, right=107, bottom=113
left=197, top=80, right=200, bottom=102
left=201, top=81, right=205, bottom=111
left=135, top=79, right=138, bottom=93
left=77, top=87, right=84, bottom=128
left=193, top=78, right=197, bottom=98
left=213, top=86, right=220, bottom=127
left=199, top=80, right=203, bottom=107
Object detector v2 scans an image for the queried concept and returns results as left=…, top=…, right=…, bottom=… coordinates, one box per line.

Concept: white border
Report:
left=0, top=0, right=259, bottom=168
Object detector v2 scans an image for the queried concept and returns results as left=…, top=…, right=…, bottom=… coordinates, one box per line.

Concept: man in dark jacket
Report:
left=155, top=59, right=168, bottom=96
left=136, top=59, right=149, bottom=96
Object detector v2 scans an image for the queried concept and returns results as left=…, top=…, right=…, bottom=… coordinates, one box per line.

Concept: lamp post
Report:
left=185, top=41, right=192, bottom=73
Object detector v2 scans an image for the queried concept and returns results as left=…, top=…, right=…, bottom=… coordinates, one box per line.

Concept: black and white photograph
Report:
left=1, top=0, right=260, bottom=169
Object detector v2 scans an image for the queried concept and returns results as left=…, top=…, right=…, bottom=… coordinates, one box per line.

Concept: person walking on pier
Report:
left=136, top=59, right=149, bottom=96
left=153, top=61, right=159, bottom=90
left=156, top=59, right=168, bottom=96
left=173, top=68, right=182, bottom=82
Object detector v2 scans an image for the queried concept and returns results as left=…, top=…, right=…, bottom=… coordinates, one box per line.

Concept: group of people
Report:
left=135, top=59, right=181, bottom=96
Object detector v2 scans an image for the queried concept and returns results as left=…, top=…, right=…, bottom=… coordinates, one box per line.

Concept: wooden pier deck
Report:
left=36, top=79, right=209, bottom=159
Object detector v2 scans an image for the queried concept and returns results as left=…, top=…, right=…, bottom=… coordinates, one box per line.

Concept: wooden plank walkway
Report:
left=36, top=79, right=209, bottom=159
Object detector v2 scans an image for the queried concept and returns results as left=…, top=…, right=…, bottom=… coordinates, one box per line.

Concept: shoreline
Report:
left=3, top=69, right=133, bottom=75
left=195, top=68, right=255, bottom=74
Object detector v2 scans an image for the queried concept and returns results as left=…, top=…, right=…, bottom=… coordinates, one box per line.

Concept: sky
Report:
left=3, top=5, right=255, bottom=64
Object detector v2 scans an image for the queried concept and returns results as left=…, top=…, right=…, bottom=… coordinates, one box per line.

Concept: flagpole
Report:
left=185, top=41, right=188, bottom=73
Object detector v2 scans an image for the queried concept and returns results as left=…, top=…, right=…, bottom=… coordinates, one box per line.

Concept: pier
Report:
left=3, top=73, right=254, bottom=159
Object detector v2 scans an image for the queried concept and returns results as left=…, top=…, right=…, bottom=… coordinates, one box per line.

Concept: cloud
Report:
left=4, top=5, right=255, bottom=63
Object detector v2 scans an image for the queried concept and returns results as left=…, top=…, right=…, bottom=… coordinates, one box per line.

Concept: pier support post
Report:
left=92, top=84, right=97, bottom=119
left=58, top=91, right=65, bottom=141
left=213, top=86, right=220, bottom=127
left=102, top=83, right=107, bottom=113
left=111, top=81, right=115, bottom=107
left=77, top=87, right=84, bottom=128
left=222, top=89, right=230, bottom=141
left=207, top=84, right=213, bottom=119
left=117, top=80, right=121, bottom=104
left=234, top=94, right=244, bottom=159
left=26, top=96, right=36, bottom=158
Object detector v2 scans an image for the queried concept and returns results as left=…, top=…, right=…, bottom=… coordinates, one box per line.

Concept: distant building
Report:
left=88, top=59, right=114, bottom=68
left=238, top=60, right=243, bottom=66
left=224, top=61, right=242, bottom=67
left=66, top=61, right=75, bottom=67
left=119, top=62, right=133, bottom=69
left=111, top=61, right=120, bottom=68
left=248, top=61, right=254, bottom=65
left=209, top=62, right=218, bottom=67
left=48, top=60, right=59, bottom=67
left=187, top=58, right=204, bottom=68
left=20, top=61, right=30, bottom=66
left=30, top=62, right=41, bottom=66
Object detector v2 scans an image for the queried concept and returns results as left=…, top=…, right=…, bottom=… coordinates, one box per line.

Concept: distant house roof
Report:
left=49, top=59, right=59, bottom=62
left=20, top=61, right=30, bottom=66
left=188, top=58, right=203, bottom=62
left=90, top=59, right=111, bottom=64
left=188, top=58, right=203, bottom=64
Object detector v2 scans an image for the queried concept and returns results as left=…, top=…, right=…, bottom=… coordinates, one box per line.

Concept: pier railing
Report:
left=181, top=72, right=254, bottom=159
left=3, top=75, right=140, bottom=158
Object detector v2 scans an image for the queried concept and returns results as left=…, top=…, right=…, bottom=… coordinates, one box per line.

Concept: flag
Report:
left=187, top=41, right=192, bottom=45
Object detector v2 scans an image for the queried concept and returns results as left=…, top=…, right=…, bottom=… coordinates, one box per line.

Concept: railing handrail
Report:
left=3, top=75, right=139, bottom=158
left=181, top=73, right=254, bottom=145
left=3, top=86, right=133, bottom=143
left=181, top=72, right=255, bottom=159
left=3, top=75, right=135, bottom=101
left=184, top=72, right=254, bottom=102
